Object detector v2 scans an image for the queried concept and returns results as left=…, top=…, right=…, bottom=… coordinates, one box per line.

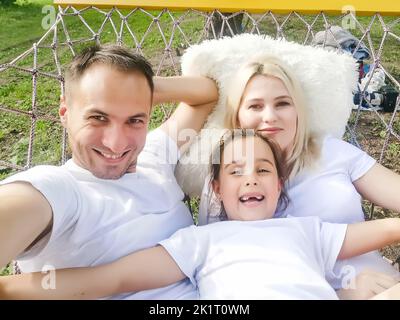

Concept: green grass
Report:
left=1, top=264, right=11, bottom=276
left=0, top=1, right=55, bottom=63
left=0, top=2, right=206, bottom=178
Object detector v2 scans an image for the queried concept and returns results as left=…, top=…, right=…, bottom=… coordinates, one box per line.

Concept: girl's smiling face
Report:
left=212, top=135, right=282, bottom=221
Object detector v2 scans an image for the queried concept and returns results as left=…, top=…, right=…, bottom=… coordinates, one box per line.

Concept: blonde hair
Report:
left=224, top=54, right=320, bottom=179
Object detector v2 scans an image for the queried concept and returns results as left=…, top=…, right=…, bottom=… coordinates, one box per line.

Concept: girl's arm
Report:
left=354, top=163, right=400, bottom=213
left=153, top=76, right=218, bottom=107
left=0, top=246, right=185, bottom=300
left=338, top=218, right=400, bottom=260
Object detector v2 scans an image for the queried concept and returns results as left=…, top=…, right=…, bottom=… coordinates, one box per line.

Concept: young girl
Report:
left=199, top=54, right=400, bottom=298
left=1, top=129, right=400, bottom=299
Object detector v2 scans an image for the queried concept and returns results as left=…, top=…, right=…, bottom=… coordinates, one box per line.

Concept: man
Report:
left=0, top=45, right=217, bottom=299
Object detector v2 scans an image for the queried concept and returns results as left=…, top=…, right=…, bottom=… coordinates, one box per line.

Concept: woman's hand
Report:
left=337, top=269, right=400, bottom=300
left=370, top=282, right=400, bottom=299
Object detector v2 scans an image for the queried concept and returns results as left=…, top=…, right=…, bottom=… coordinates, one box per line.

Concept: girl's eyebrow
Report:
left=258, top=158, right=274, bottom=166
left=224, top=160, right=243, bottom=169
left=223, top=158, right=274, bottom=169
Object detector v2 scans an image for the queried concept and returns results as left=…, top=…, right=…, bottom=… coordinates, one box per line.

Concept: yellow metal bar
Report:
left=53, top=0, right=400, bottom=16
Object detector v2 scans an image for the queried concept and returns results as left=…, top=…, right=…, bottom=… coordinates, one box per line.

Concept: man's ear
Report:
left=59, top=95, right=68, bottom=128
left=211, top=179, right=221, bottom=199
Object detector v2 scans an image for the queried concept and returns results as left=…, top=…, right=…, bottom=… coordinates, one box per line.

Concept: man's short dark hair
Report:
left=65, top=44, right=154, bottom=99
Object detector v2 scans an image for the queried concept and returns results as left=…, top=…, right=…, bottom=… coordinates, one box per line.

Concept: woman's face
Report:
left=237, top=75, right=298, bottom=153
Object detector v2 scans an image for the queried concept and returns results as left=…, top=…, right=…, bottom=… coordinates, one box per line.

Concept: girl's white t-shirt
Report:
left=199, top=136, right=398, bottom=288
left=160, top=216, right=347, bottom=299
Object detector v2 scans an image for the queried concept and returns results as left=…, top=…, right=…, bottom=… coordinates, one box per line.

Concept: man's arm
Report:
left=0, top=182, right=52, bottom=268
left=0, top=246, right=185, bottom=299
left=154, top=76, right=218, bottom=151
left=338, top=218, right=400, bottom=260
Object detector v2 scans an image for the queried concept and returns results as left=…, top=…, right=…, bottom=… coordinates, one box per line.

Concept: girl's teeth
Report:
left=240, top=195, right=264, bottom=202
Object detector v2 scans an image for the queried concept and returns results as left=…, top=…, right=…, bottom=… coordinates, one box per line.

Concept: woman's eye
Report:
left=230, top=169, right=242, bottom=175
left=248, top=104, right=262, bottom=110
left=276, top=101, right=291, bottom=107
left=258, top=168, right=270, bottom=173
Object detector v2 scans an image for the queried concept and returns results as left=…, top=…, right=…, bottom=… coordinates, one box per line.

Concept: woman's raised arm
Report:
left=153, top=76, right=218, bottom=107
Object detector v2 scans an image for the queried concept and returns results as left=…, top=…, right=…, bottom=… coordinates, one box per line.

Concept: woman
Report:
left=199, top=54, right=400, bottom=299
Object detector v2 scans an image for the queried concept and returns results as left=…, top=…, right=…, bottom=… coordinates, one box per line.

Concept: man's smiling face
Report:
left=60, top=63, right=152, bottom=179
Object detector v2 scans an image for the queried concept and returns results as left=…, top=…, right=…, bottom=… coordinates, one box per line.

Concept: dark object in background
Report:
left=353, top=91, right=382, bottom=109
left=208, top=12, right=246, bottom=38
left=353, top=85, right=399, bottom=112
left=380, top=85, right=399, bottom=112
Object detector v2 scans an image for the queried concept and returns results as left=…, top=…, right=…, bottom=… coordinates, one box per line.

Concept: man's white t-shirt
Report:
left=160, top=216, right=347, bottom=299
left=1, top=129, right=196, bottom=299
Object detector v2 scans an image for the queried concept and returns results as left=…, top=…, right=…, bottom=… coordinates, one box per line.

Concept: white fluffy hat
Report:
left=175, top=33, right=358, bottom=197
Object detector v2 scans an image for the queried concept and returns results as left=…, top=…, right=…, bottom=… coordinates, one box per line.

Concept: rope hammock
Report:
left=0, top=3, right=399, bottom=220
